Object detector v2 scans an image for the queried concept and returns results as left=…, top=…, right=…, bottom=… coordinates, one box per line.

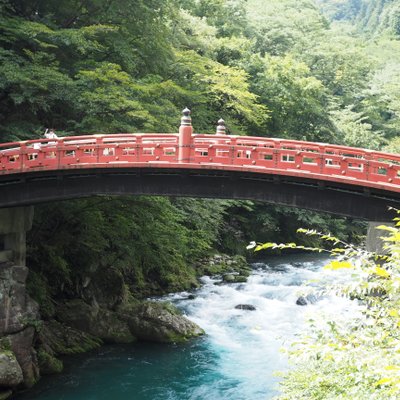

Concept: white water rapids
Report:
left=165, top=253, right=358, bottom=399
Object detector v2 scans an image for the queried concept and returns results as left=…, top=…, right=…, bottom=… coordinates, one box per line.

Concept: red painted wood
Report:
left=1, top=134, right=400, bottom=193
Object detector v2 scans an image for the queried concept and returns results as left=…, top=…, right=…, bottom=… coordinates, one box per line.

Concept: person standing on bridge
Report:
left=43, top=129, right=58, bottom=157
left=44, top=128, right=58, bottom=141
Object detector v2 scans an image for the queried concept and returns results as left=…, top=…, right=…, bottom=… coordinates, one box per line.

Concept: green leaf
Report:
left=324, top=260, right=354, bottom=270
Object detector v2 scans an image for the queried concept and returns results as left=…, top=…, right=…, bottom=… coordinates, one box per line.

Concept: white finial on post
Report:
left=178, top=108, right=193, bottom=163
left=181, top=107, right=192, bottom=126
left=216, top=118, right=226, bottom=135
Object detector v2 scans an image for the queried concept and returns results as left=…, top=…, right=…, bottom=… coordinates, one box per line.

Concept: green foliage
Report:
left=330, top=105, right=385, bottom=149
left=248, top=54, right=331, bottom=140
left=316, top=0, right=363, bottom=21
left=27, top=196, right=233, bottom=298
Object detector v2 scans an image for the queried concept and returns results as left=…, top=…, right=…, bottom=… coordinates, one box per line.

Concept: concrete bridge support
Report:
left=0, top=207, right=34, bottom=266
left=366, top=221, right=393, bottom=254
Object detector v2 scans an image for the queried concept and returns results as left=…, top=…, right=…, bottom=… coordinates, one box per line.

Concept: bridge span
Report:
left=0, top=110, right=400, bottom=221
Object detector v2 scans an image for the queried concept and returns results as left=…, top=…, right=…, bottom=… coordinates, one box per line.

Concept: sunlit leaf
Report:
left=324, top=261, right=354, bottom=270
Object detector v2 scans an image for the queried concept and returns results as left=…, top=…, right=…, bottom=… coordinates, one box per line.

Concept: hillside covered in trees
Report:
left=0, top=0, right=399, bottom=359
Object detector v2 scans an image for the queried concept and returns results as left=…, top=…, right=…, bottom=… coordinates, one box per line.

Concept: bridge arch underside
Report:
left=0, top=168, right=398, bottom=221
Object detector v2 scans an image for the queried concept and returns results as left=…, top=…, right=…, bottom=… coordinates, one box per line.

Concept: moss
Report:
left=234, top=276, right=248, bottom=283
left=26, top=270, right=55, bottom=319
left=199, top=254, right=251, bottom=278
left=0, top=338, right=11, bottom=352
left=0, top=389, right=12, bottom=400
left=37, top=349, right=63, bottom=374
left=159, top=301, right=182, bottom=316
left=39, top=320, right=103, bottom=356
left=63, top=337, right=102, bottom=354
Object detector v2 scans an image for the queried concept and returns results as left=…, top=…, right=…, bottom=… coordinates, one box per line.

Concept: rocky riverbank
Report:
left=0, top=264, right=205, bottom=398
left=0, top=253, right=249, bottom=398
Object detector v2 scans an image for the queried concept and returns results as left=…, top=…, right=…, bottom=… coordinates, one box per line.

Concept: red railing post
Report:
left=178, top=108, right=193, bottom=163
left=19, top=142, right=27, bottom=172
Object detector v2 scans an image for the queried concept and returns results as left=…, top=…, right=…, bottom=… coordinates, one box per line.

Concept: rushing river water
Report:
left=15, top=254, right=356, bottom=400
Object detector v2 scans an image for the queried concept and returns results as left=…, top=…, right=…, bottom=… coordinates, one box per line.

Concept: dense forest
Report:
left=1, top=0, right=399, bottom=342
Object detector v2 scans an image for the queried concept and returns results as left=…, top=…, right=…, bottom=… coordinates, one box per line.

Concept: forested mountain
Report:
left=0, top=0, right=397, bottom=308
left=317, top=0, right=400, bottom=35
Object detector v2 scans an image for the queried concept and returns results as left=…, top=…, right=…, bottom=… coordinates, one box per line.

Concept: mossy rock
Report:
left=0, top=351, right=23, bottom=387
left=38, top=320, right=102, bottom=356
left=56, top=300, right=136, bottom=344
left=0, top=338, right=11, bottom=352
left=223, top=274, right=236, bottom=283
left=37, top=348, right=63, bottom=375
left=117, top=301, right=204, bottom=343
left=0, top=390, right=12, bottom=400
left=200, top=254, right=251, bottom=278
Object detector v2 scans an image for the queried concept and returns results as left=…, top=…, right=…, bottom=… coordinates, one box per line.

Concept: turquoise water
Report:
left=16, top=340, right=242, bottom=400
left=15, top=254, right=355, bottom=400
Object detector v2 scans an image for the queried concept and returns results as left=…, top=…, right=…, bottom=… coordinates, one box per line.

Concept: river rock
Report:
left=296, top=296, right=308, bottom=306
left=0, top=351, right=23, bottom=387
left=198, top=254, right=250, bottom=277
left=56, top=300, right=136, bottom=344
left=36, top=347, right=63, bottom=375
left=235, top=304, right=256, bottom=311
left=296, top=293, right=320, bottom=306
left=37, top=320, right=102, bottom=356
left=223, top=274, right=236, bottom=283
left=117, top=301, right=204, bottom=343
left=234, top=276, right=248, bottom=283
left=7, top=327, right=39, bottom=388
left=0, top=390, right=12, bottom=400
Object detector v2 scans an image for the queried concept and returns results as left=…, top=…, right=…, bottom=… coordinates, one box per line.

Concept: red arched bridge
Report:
left=1, top=110, right=399, bottom=221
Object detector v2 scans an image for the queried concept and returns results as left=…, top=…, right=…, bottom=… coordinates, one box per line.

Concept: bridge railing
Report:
left=190, top=134, right=400, bottom=189
left=1, top=113, right=400, bottom=193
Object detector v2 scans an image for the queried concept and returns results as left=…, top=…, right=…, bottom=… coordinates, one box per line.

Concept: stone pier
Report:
left=366, top=221, right=393, bottom=254
left=0, top=207, right=34, bottom=266
left=0, top=207, right=39, bottom=397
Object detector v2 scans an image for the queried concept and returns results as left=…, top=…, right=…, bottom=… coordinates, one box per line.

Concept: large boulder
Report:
left=198, top=254, right=251, bottom=277
left=117, top=301, right=204, bottom=343
left=37, top=320, right=101, bottom=356
left=296, top=293, right=321, bottom=306
left=7, top=328, right=39, bottom=388
left=0, top=390, right=12, bottom=400
left=56, top=300, right=135, bottom=344
left=0, top=351, right=23, bottom=387
left=36, top=348, right=63, bottom=375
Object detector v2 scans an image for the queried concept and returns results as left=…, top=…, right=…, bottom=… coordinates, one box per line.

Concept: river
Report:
left=15, top=253, right=356, bottom=400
